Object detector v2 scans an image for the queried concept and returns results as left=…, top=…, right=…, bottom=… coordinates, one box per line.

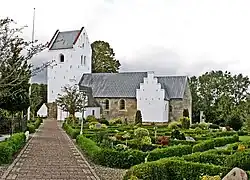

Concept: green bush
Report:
left=27, top=124, right=35, bottom=133
left=226, top=114, right=243, bottom=131
left=135, top=110, right=142, bottom=124
left=183, top=152, right=227, bottom=166
left=86, top=115, right=97, bottom=122
left=225, top=151, right=250, bottom=171
left=0, top=133, right=26, bottom=164
left=76, top=135, right=146, bottom=168
left=209, top=124, right=220, bottom=129
left=98, top=118, right=109, bottom=126
left=123, top=158, right=230, bottom=180
left=148, top=145, right=192, bottom=161
left=134, top=128, right=149, bottom=139
left=109, top=118, right=123, bottom=125
left=33, top=117, right=42, bottom=129
left=169, top=139, right=198, bottom=146
left=168, top=121, right=181, bottom=129
left=171, top=129, right=185, bottom=140
left=180, top=117, right=190, bottom=129
left=62, top=123, right=80, bottom=139
left=193, top=140, right=215, bottom=152
left=193, top=135, right=239, bottom=152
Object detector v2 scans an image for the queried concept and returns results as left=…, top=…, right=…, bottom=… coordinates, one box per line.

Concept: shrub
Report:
left=109, top=118, right=122, bottom=125
left=148, top=145, right=192, bottom=161
left=199, top=123, right=209, bottom=130
left=0, top=133, right=26, bottom=164
left=86, top=115, right=97, bottom=123
left=135, top=110, right=142, bottom=124
left=171, top=129, right=185, bottom=140
left=123, top=158, right=229, bottom=180
left=99, top=118, right=109, bottom=126
left=62, top=123, right=80, bottom=139
left=168, top=121, right=181, bottom=130
left=201, top=175, right=221, bottom=180
left=193, top=140, right=215, bottom=153
left=141, top=136, right=152, bottom=145
left=183, top=152, right=227, bottom=166
left=225, top=151, right=250, bottom=171
left=226, top=114, right=243, bottom=131
left=190, top=123, right=199, bottom=129
left=179, top=117, right=190, bottom=129
left=209, top=124, right=220, bottom=129
left=134, top=128, right=149, bottom=139
left=27, top=124, right=35, bottom=133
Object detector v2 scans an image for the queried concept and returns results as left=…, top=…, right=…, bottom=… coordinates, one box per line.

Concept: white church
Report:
left=45, top=27, right=192, bottom=123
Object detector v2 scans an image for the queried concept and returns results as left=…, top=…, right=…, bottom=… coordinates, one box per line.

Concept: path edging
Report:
left=0, top=122, right=44, bottom=180
left=58, top=121, right=101, bottom=180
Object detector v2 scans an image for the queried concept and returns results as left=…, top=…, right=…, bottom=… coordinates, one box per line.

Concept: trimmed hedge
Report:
left=27, top=124, right=35, bottom=133
left=62, top=123, right=80, bottom=139
left=182, top=152, right=227, bottom=166
left=76, top=135, right=193, bottom=169
left=225, top=151, right=250, bottom=171
left=123, top=157, right=230, bottom=180
left=27, top=117, right=43, bottom=133
left=148, top=145, right=192, bottom=161
left=192, top=135, right=239, bottom=152
left=0, top=133, right=26, bottom=164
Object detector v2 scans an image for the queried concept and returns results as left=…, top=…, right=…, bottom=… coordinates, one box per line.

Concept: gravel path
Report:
left=0, top=166, right=7, bottom=178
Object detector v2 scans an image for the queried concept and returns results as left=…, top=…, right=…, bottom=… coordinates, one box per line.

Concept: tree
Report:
left=189, top=70, right=250, bottom=125
left=135, top=110, right=142, bottom=124
left=91, top=40, right=121, bottom=73
left=0, top=17, right=50, bottom=133
left=56, top=85, right=86, bottom=122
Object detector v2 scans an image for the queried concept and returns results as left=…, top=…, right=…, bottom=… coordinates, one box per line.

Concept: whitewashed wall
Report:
left=37, top=103, right=48, bottom=117
left=136, top=72, right=169, bottom=122
left=84, top=107, right=101, bottom=119
left=47, top=29, right=92, bottom=120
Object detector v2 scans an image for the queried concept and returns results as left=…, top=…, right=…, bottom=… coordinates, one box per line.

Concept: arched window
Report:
left=59, top=54, right=64, bottom=62
left=104, top=99, right=109, bottom=110
left=119, top=99, right=125, bottom=110
left=169, top=105, right=173, bottom=113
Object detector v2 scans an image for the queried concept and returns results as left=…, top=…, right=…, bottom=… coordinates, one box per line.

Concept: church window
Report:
left=84, top=56, right=86, bottom=65
left=59, top=54, right=64, bottom=62
left=119, top=99, right=125, bottom=110
left=92, top=110, right=95, bottom=116
left=82, top=43, right=84, bottom=48
left=70, top=65, right=72, bottom=68
left=81, top=55, right=83, bottom=65
left=104, top=99, right=109, bottom=110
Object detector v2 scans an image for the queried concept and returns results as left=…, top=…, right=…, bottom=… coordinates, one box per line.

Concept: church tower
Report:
left=46, top=27, right=92, bottom=120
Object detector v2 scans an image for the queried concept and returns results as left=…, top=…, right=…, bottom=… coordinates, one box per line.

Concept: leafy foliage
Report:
left=226, top=114, right=243, bottom=131
left=135, top=110, right=142, bottom=124
left=189, top=71, right=250, bottom=125
left=56, top=85, right=86, bottom=118
left=91, top=41, right=121, bottom=73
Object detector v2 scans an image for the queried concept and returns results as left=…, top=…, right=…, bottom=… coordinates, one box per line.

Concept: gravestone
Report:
left=222, top=167, right=248, bottom=180
left=200, top=111, right=205, bottom=123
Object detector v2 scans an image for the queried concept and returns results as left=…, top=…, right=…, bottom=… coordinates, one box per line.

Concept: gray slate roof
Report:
left=50, top=30, right=80, bottom=50
left=79, top=72, right=188, bottom=100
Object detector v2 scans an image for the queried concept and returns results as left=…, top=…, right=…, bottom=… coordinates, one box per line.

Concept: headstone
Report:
left=185, top=136, right=195, bottom=141
left=95, top=123, right=102, bottom=129
left=200, top=111, right=205, bottom=123
left=222, top=167, right=248, bottom=180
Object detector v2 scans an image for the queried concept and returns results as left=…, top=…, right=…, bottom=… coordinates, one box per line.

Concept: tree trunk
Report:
left=11, top=113, right=14, bottom=135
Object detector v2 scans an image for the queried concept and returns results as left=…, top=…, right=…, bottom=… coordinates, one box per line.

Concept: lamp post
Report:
left=80, top=91, right=87, bottom=135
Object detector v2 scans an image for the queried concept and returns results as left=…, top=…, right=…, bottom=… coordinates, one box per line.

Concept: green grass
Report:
left=239, top=136, right=250, bottom=142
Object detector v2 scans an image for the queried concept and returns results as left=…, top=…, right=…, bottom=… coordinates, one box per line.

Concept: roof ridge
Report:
left=59, top=30, right=80, bottom=33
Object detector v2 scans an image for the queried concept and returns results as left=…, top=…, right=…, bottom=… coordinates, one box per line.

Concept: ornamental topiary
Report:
left=135, top=110, right=142, bottom=124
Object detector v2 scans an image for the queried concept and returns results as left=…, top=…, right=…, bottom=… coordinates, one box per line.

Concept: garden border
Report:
left=58, top=121, right=101, bottom=180
left=0, top=119, right=44, bottom=180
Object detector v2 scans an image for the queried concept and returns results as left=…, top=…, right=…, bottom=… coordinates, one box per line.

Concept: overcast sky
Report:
left=1, top=0, right=250, bottom=83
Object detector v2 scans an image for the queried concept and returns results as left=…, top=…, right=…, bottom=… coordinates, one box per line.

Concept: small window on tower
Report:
left=70, top=65, right=72, bottom=69
left=59, top=54, right=64, bottom=62
left=82, top=43, right=84, bottom=48
left=81, top=55, right=84, bottom=65
left=84, top=56, right=86, bottom=65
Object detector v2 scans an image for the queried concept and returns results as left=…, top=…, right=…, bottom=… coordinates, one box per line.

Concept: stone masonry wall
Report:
left=95, top=98, right=137, bottom=123
left=169, top=82, right=192, bottom=122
